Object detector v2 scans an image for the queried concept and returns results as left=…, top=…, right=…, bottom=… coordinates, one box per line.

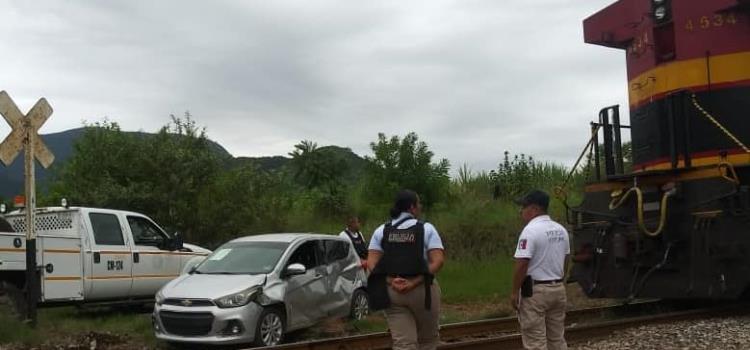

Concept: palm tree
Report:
left=289, top=140, right=333, bottom=189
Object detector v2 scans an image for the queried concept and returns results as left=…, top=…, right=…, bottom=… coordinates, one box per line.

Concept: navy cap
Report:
left=514, top=189, right=550, bottom=211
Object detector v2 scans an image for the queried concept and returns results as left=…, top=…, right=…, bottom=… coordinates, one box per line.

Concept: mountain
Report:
left=317, top=145, right=369, bottom=183
left=232, top=156, right=291, bottom=172
left=0, top=128, right=233, bottom=198
left=0, top=128, right=87, bottom=199
left=0, top=128, right=367, bottom=198
left=230, top=145, right=369, bottom=185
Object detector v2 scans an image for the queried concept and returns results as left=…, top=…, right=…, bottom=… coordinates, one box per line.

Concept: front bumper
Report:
left=153, top=301, right=264, bottom=345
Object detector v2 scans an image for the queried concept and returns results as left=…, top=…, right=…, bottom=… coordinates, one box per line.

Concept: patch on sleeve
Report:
left=519, top=239, right=527, bottom=250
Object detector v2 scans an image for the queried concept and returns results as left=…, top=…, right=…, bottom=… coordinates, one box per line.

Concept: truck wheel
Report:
left=350, top=289, right=369, bottom=320
left=253, top=306, right=285, bottom=347
left=0, top=281, right=27, bottom=320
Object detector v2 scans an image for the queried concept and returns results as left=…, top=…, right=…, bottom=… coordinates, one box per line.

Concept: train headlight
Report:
left=651, top=0, right=671, bottom=23
left=654, top=6, right=667, bottom=20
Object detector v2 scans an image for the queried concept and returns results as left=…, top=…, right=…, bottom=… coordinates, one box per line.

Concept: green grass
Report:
left=350, top=317, right=388, bottom=333
left=0, top=257, right=517, bottom=347
left=0, top=304, right=160, bottom=348
left=438, top=257, right=514, bottom=305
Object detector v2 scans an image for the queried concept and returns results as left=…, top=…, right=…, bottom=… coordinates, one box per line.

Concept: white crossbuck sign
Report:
left=0, top=91, right=55, bottom=168
left=0, top=90, right=55, bottom=325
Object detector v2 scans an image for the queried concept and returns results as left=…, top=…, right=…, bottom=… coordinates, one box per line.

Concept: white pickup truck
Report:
left=0, top=206, right=210, bottom=312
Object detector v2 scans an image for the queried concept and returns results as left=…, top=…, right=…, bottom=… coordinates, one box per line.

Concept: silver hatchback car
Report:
left=152, top=233, right=369, bottom=347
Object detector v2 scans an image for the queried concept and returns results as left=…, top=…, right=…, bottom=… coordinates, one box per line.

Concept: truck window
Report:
left=89, top=213, right=125, bottom=245
left=127, top=216, right=167, bottom=247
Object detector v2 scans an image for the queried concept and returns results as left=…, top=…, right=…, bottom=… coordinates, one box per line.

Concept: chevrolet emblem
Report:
left=180, top=299, right=193, bottom=307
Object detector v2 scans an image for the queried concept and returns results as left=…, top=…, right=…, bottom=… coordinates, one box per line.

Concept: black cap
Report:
left=514, top=189, right=550, bottom=211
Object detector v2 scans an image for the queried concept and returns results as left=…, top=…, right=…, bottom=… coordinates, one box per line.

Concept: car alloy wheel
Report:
left=259, top=309, right=284, bottom=346
left=351, top=289, right=369, bottom=320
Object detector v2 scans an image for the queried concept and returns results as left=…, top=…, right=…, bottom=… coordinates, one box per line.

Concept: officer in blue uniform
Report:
left=367, top=190, right=445, bottom=350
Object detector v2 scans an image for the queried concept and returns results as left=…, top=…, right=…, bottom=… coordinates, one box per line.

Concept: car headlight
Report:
left=215, top=286, right=262, bottom=308
left=155, top=290, right=165, bottom=306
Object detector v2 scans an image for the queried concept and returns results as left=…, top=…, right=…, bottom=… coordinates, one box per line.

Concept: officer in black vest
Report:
left=367, top=190, right=445, bottom=350
left=339, top=216, right=368, bottom=265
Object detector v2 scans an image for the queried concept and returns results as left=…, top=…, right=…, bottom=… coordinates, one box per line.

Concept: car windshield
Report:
left=195, top=241, right=289, bottom=275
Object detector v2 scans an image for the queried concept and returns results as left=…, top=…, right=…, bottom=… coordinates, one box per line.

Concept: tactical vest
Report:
left=369, top=218, right=434, bottom=310
left=345, top=229, right=368, bottom=260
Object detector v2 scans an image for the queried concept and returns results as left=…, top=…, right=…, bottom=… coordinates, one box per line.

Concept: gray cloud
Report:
left=0, top=0, right=630, bottom=175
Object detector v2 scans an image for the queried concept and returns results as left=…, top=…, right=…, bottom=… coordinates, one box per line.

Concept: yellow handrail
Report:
left=609, top=187, right=676, bottom=237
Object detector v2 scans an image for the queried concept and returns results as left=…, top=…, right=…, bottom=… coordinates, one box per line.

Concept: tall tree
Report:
left=289, top=140, right=350, bottom=216
left=290, top=140, right=325, bottom=189
left=365, top=132, right=450, bottom=207
left=48, top=113, right=221, bottom=242
left=194, top=165, right=291, bottom=247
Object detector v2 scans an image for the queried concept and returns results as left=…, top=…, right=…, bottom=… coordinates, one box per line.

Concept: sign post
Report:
left=0, top=91, right=55, bottom=326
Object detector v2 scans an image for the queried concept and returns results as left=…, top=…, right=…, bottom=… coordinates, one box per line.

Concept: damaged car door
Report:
left=321, top=238, right=356, bottom=317
left=284, top=239, right=328, bottom=329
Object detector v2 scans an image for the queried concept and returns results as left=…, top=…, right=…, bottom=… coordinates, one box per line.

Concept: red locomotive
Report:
left=570, top=0, right=750, bottom=299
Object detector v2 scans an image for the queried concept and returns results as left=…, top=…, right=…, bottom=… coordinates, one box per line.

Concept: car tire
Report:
left=253, top=306, right=285, bottom=347
left=350, top=289, right=369, bottom=320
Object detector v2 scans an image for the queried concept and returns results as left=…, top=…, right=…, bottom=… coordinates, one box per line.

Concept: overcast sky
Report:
left=0, top=0, right=629, bottom=174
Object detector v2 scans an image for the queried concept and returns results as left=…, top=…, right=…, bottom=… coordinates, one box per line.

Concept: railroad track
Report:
left=441, top=303, right=750, bottom=349
left=257, top=300, right=667, bottom=350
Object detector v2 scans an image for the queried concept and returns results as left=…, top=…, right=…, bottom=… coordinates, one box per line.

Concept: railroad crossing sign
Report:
left=0, top=91, right=55, bottom=168
left=0, top=90, right=55, bottom=326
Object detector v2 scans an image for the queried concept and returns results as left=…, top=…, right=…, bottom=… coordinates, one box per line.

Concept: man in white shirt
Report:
left=510, top=190, right=570, bottom=350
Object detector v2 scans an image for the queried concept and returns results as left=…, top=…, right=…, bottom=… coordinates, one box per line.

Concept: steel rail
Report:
left=257, top=300, right=662, bottom=350
left=439, top=304, right=750, bottom=350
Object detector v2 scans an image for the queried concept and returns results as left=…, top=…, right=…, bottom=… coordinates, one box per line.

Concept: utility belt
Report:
left=533, top=279, right=564, bottom=285
left=521, top=276, right=564, bottom=297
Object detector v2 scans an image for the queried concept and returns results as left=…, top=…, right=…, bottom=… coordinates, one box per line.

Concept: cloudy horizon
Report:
left=0, top=0, right=629, bottom=175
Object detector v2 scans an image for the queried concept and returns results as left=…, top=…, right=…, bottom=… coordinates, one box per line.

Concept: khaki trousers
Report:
left=518, top=283, right=567, bottom=350
left=385, top=280, right=441, bottom=350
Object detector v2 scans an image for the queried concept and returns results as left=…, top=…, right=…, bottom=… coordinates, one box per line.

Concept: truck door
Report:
left=125, top=215, right=180, bottom=298
left=86, top=212, right=133, bottom=300
left=40, top=237, right=84, bottom=302
left=35, top=210, right=84, bottom=302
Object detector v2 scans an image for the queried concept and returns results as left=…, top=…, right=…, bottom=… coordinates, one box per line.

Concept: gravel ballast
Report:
left=571, top=315, right=750, bottom=350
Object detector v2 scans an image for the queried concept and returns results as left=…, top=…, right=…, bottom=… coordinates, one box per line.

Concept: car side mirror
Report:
left=284, top=263, right=306, bottom=277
